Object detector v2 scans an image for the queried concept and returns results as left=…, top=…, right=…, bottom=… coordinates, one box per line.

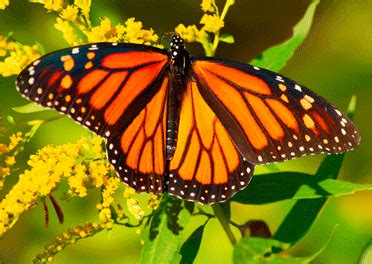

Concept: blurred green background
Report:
left=0, top=0, right=371, bottom=263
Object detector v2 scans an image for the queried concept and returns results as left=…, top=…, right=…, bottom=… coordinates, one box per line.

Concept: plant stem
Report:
left=210, top=0, right=234, bottom=56
left=212, top=204, right=237, bottom=245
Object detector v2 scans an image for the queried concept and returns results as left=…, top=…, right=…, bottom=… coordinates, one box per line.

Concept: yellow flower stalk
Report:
left=0, top=143, right=80, bottom=237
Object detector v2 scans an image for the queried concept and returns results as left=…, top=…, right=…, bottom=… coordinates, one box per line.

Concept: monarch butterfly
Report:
left=16, top=34, right=360, bottom=204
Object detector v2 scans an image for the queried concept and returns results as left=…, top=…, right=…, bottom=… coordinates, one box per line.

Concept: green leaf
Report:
left=12, top=103, right=49, bottom=113
left=230, top=172, right=372, bottom=205
left=219, top=33, right=235, bottom=43
left=264, top=163, right=280, bottom=172
left=274, top=96, right=358, bottom=244
left=358, top=239, right=372, bottom=264
left=250, top=0, right=320, bottom=71
left=179, top=222, right=208, bottom=264
left=234, top=226, right=336, bottom=263
left=140, top=195, right=194, bottom=264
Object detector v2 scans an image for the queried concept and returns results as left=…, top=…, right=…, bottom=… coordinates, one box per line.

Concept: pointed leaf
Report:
left=179, top=223, right=207, bottom=264
left=250, top=0, right=320, bottom=71
left=219, top=33, right=235, bottom=43
left=234, top=227, right=336, bottom=263
left=12, top=103, right=49, bottom=113
left=140, top=195, right=193, bottom=264
left=230, top=172, right=372, bottom=205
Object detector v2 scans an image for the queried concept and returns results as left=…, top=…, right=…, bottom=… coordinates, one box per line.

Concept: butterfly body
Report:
left=16, top=34, right=360, bottom=204
left=166, top=35, right=191, bottom=160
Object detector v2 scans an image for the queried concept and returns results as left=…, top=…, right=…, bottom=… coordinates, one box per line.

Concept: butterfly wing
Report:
left=16, top=43, right=170, bottom=193
left=168, top=80, right=255, bottom=204
left=192, top=57, right=360, bottom=165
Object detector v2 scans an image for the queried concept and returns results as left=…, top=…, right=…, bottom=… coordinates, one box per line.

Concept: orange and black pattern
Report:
left=16, top=35, right=360, bottom=204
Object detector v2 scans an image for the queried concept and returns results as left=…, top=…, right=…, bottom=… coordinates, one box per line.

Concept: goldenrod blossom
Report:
left=175, top=24, right=207, bottom=43
left=97, top=177, right=120, bottom=224
left=36, top=0, right=65, bottom=12
left=201, top=0, right=215, bottom=12
left=200, top=14, right=224, bottom=33
left=0, top=39, right=41, bottom=77
left=85, top=17, right=118, bottom=42
left=74, top=0, right=91, bottom=21
left=34, top=222, right=104, bottom=263
left=0, top=143, right=80, bottom=237
left=60, top=5, right=79, bottom=22
left=123, top=17, right=159, bottom=44
left=54, top=18, right=82, bottom=45
left=0, top=0, right=9, bottom=10
left=67, top=163, right=88, bottom=197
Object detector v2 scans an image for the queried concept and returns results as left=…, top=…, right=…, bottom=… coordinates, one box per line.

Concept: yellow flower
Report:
left=89, top=161, right=109, bottom=188
left=0, top=142, right=80, bottom=237
left=8, top=132, right=23, bottom=150
left=54, top=17, right=82, bottom=45
left=42, top=0, right=64, bottom=12
left=201, top=0, right=215, bottom=12
left=175, top=24, right=206, bottom=43
left=127, top=198, right=145, bottom=220
left=74, top=0, right=91, bottom=20
left=4, top=156, right=15, bottom=166
left=0, top=0, right=9, bottom=10
left=0, top=167, right=10, bottom=177
left=147, top=195, right=160, bottom=210
left=200, top=14, right=224, bottom=33
left=91, top=136, right=104, bottom=158
left=96, top=177, right=120, bottom=223
left=60, top=5, right=78, bottom=22
left=85, top=17, right=117, bottom=43
left=0, top=42, right=41, bottom=77
left=123, top=17, right=158, bottom=44
left=67, top=163, right=88, bottom=197
left=0, top=144, right=9, bottom=155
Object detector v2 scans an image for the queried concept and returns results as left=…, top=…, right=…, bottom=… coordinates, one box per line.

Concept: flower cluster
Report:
left=32, top=0, right=159, bottom=46
left=0, top=34, right=42, bottom=76
left=0, top=0, right=9, bottom=10
left=34, top=221, right=105, bottom=263
left=0, top=132, right=23, bottom=188
left=175, top=0, right=235, bottom=56
left=0, top=142, right=81, bottom=237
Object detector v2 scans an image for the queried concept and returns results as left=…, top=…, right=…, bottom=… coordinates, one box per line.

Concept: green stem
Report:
left=210, top=0, right=234, bottom=56
left=212, top=204, right=237, bottom=245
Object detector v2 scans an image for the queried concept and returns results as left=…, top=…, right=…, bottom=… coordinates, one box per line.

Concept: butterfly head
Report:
left=170, top=33, right=185, bottom=59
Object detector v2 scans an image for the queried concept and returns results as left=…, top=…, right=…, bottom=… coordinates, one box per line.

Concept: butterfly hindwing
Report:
left=168, top=80, right=255, bottom=204
left=192, top=58, right=360, bottom=165
left=106, top=75, right=169, bottom=193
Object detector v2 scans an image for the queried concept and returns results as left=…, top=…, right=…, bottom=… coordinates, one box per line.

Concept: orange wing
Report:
left=192, top=59, right=360, bottom=164
left=168, top=80, right=255, bottom=204
left=17, top=43, right=170, bottom=193
left=16, top=43, right=169, bottom=139
left=107, top=76, right=169, bottom=193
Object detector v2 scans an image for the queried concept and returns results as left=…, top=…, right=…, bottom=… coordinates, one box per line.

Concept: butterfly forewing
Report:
left=192, top=58, right=360, bottom=165
left=16, top=43, right=170, bottom=193
left=16, top=43, right=169, bottom=138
